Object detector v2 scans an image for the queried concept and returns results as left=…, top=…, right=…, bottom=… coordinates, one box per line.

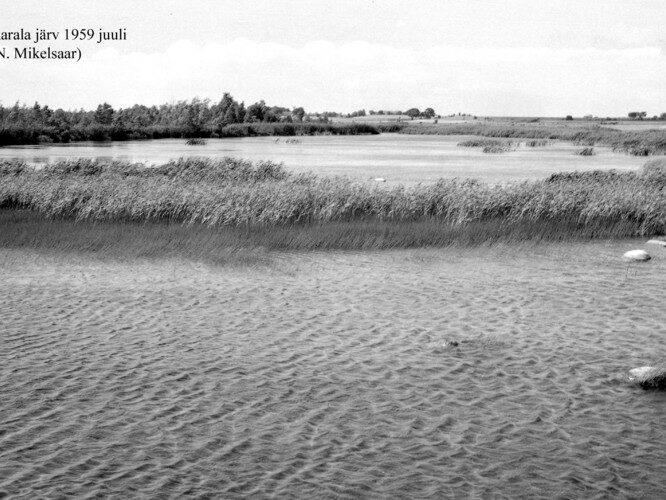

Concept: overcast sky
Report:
left=1, top=0, right=664, bottom=116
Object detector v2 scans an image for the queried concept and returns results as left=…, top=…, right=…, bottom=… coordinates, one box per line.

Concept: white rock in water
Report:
left=622, top=249, right=651, bottom=262
left=628, top=366, right=666, bottom=389
left=646, top=239, right=666, bottom=247
left=629, top=366, right=657, bottom=379
left=373, top=178, right=386, bottom=182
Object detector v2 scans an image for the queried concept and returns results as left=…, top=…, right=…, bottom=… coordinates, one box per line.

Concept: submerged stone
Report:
left=646, top=239, right=666, bottom=247
left=622, top=250, right=651, bottom=262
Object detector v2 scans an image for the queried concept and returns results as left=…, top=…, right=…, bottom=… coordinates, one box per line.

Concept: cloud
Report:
left=2, top=39, right=664, bottom=116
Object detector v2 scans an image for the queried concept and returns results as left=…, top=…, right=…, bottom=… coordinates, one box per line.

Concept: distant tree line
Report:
left=0, top=94, right=337, bottom=146
left=627, top=111, right=666, bottom=120
left=320, top=108, right=439, bottom=119
left=369, top=108, right=438, bottom=119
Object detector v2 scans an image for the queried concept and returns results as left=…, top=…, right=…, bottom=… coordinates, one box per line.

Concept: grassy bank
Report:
left=1, top=158, right=664, bottom=252
left=400, top=122, right=666, bottom=156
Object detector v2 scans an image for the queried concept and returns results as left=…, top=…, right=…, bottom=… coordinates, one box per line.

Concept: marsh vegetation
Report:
left=402, top=122, right=666, bottom=156
left=185, top=138, right=207, bottom=146
left=457, top=139, right=517, bottom=149
left=1, top=157, right=663, bottom=253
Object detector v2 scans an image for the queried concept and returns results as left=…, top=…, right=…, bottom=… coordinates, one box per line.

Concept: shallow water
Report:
left=1, top=241, right=665, bottom=497
left=0, top=135, right=654, bottom=184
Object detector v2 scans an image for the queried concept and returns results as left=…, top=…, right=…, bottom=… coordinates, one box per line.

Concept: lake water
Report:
left=0, top=135, right=654, bottom=184
left=1, top=241, right=665, bottom=497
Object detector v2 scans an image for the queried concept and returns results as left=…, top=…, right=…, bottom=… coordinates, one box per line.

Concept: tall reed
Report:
left=1, top=158, right=664, bottom=238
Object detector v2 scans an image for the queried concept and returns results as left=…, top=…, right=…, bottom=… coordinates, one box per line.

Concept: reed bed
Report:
left=1, top=210, right=650, bottom=259
left=185, top=138, right=207, bottom=145
left=482, top=145, right=514, bottom=154
left=524, top=139, right=552, bottom=147
left=574, top=147, right=595, bottom=156
left=1, top=158, right=665, bottom=250
left=216, top=122, right=379, bottom=138
left=457, top=139, right=516, bottom=148
left=642, top=158, right=666, bottom=184
left=376, top=123, right=406, bottom=133
left=401, top=123, right=666, bottom=156
left=573, top=138, right=597, bottom=147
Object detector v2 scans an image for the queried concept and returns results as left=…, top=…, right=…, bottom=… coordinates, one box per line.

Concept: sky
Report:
left=1, top=0, right=664, bottom=116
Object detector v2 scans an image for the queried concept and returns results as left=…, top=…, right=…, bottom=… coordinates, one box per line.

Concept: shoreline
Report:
left=2, top=121, right=664, bottom=156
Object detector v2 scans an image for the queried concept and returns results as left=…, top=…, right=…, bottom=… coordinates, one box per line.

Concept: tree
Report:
left=405, top=108, right=421, bottom=119
left=565, top=115, right=573, bottom=121
left=223, top=106, right=236, bottom=125
left=245, top=101, right=267, bottom=123
left=348, top=109, right=366, bottom=118
left=292, top=107, right=305, bottom=122
left=219, top=93, right=235, bottom=114
left=628, top=111, right=647, bottom=120
left=235, top=102, right=246, bottom=123
left=422, top=107, right=436, bottom=118
left=94, top=103, right=115, bottom=124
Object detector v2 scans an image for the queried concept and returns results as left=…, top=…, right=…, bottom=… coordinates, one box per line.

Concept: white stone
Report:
left=622, top=249, right=651, bottom=262
left=629, top=366, right=658, bottom=380
left=646, top=239, right=666, bottom=247
left=628, top=366, right=666, bottom=389
left=373, top=178, right=386, bottom=182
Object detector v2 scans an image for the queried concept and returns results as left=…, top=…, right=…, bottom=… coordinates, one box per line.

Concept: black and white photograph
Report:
left=1, top=0, right=665, bottom=497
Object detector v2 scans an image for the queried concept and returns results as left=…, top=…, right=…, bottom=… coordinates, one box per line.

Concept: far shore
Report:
left=2, top=119, right=666, bottom=156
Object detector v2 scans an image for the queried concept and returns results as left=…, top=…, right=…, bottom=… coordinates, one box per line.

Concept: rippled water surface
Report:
left=1, top=241, right=665, bottom=498
left=0, top=135, right=654, bottom=184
